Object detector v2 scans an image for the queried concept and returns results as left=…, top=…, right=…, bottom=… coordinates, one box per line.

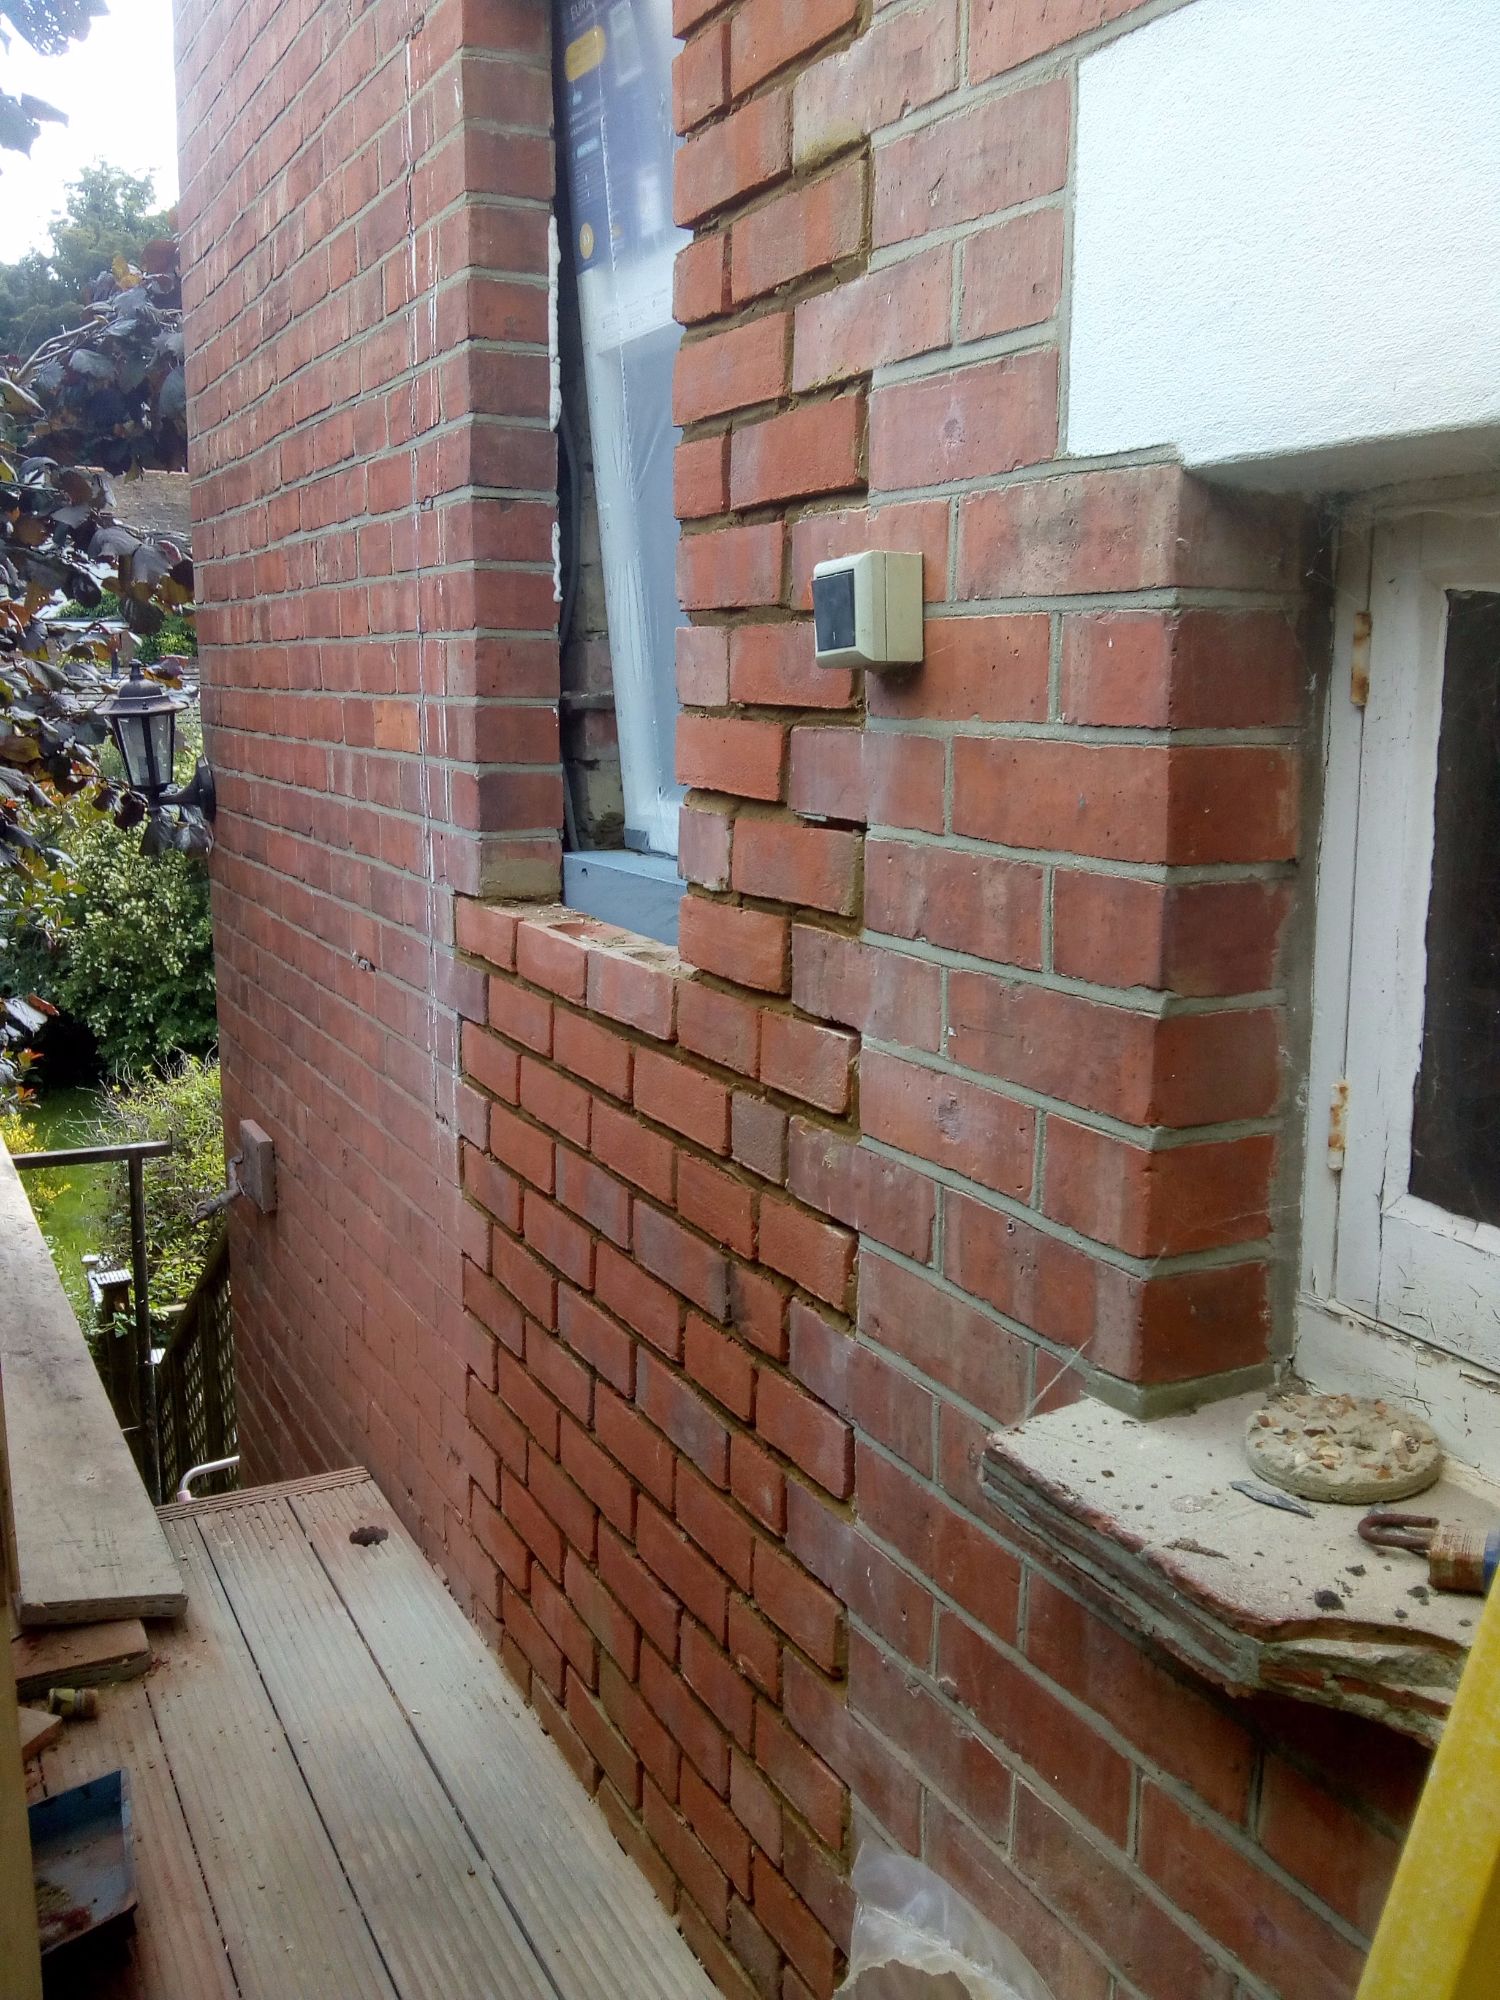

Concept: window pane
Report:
left=1411, top=591, right=1500, bottom=1225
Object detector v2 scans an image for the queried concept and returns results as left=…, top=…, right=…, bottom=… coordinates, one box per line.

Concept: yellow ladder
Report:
left=1356, top=1571, right=1500, bottom=1998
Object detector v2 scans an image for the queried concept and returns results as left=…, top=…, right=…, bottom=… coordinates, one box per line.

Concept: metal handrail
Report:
left=175, top=1455, right=241, bottom=1504
left=14, top=1137, right=173, bottom=1500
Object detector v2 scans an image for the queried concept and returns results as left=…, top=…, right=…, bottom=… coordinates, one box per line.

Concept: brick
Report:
left=600, top=1525, right=682, bottom=1660
left=680, top=1759, right=753, bottom=1898
left=731, top=816, right=860, bottom=917
left=729, top=1748, right=781, bottom=1862
left=850, top=1634, right=1011, bottom=1842
left=675, top=92, right=792, bottom=229
left=680, top=804, right=735, bottom=893
left=531, top=1566, right=597, bottom=1682
left=730, top=622, right=856, bottom=711
left=471, top=1484, right=529, bottom=1590
left=730, top=160, right=865, bottom=305
left=638, top=1352, right=731, bottom=1485
left=871, top=612, right=1050, bottom=725
left=494, top=1232, right=558, bottom=1330
left=553, top=1007, right=635, bottom=1099
left=1139, top=1785, right=1367, bottom=2000
left=677, top=1462, right=755, bottom=1590
left=491, top=977, right=552, bottom=1053
left=1257, top=1756, right=1403, bottom=1935
left=794, top=245, right=951, bottom=391
left=458, top=899, right=518, bottom=969
left=730, top=1431, right=787, bottom=1533
left=1025, top=1574, right=1255, bottom=1824
left=526, top=1323, right=592, bottom=1423
left=678, top=522, right=786, bottom=612
left=680, top=896, right=790, bottom=994
left=596, top=1242, right=683, bottom=1368
left=870, top=348, right=1057, bottom=491
left=1042, top=1120, right=1275, bottom=1257
left=729, top=396, right=863, bottom=510
left=759, top=1196, right=854, bottom=1309
left=760, top=1013, right=855, bottom=1115
left=673, top=18, right=729, bottom=132
left=516, top=920, right=590, bottom=1001
left=756, top=1369, right=851, bottom=1498
left=502, top=1582, right=565, bottom=1699
left=787, top=728, right=866, bottom=824
left=464, top=1144, right=521, bottom=1232
left=732, top=1093, right=789, bottom=1182
left=859, top=1249, right=1030, bottom=1421
left=790, top=498, right=949, bottom=612
left=755, top=1703, right=844, bottom=1849
left=868, top=730, right=945, bottom=832
left=957, top=463, right=1303, bottom=600
left=523, top=1188, right=595, bottom=1290
left=862, top=1049, right=1035, bottom=1200
left=677, top=624, right=733, bottom=707
left=970, top=0, right=1153, bottom=80
left=601, top=1651, right=681, bottom=1795
left=677, top=980, right=762, bottom=1078
left=488, top=1103, right=554, bottom=1193
left=560, top=1413, right=636, bottom=1535
left=1060, top=608, right=1303, bottom=729
left=634, top=1047, right=731, bottom=1153
left=674, top=231, right=731, bottom=325
left=945, top=971, right=1282, bottom=1125
left=940, top=1613, right=1131, bottom=1840
left=728, top=1597, right=782, bottom=1700
left=682, top=1620, right=756, bottom=1753
left=635, top=1203, right=731, bottom=1320
left=959, top=205, right=1065, bottom=341
left=502, top=1468, right=565, bottom=1581
left=753, top=1538, right=842, bottom=1670
left=866, top=837, right=1043, bottom=967
left=593, top=1099, right=677, bottom=1205
left=952, top=737, right=1300, bottom=865
left=792, top=926, right=943, bottom=1051
left=641, top=1638, right=733, bottom=1788
left=731, top=0, right=856, bottom=93
left=855, top=1448, right=1020, bottom=1643
left=468, top=1373, right=528, bottom=1475
left=678, top=715, right=786, bottom=800
left=874, top=79, right=1069, bottom=245
left=685, top=1314, right=756, bottom=1420
left=751, top=1853, right=837, bottom=1994
left=566, top=1674, right=642, bottom=1806
left=678, top=1155, right=757, bottom=1258
left=674, top=313, right=790, bottom=425
left=793, top=0, right=959, bottom=164
left=463, top=1021, right=520, bottom=1102
left=1052, top=873, right=1293, bottom=998
left=519, top=1057, right=591, bottom=1147
left=1012, top=1786, right=1235, bottom=2000
left=556, top=1148, right=633, bottom=1248
left=676, top=431, right=731, bottom=518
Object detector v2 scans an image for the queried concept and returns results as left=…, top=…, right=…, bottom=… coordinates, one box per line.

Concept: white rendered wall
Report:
left=1067, top=0, right=1500, bottom=487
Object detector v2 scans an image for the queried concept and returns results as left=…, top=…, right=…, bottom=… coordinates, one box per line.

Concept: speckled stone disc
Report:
left=1245, top=1391, right=1442, bottom=1503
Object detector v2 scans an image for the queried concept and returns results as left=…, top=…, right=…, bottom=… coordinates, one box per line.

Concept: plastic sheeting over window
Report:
left=557, top=0, right=689, bottom=859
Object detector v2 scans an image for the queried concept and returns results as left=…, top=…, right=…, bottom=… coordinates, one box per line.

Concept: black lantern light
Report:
left=97, top=660, right=216, bottom=821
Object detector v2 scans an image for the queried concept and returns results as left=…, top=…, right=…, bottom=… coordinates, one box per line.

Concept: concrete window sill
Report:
left=980, top=1393, right=1498, bottom=1745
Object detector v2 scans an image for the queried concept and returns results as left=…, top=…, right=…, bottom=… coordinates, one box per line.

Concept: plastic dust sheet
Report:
left=557, top=0, right=688, bottom=858
left=837, top=1851, right=1058, bottom=2000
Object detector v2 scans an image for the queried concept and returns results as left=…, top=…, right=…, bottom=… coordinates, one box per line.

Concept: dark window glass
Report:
left=1411, top=592, right=1500, bottom=1225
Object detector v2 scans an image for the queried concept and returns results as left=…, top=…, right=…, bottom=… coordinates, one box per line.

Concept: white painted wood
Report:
left=1300, top=503, right=1500, bottom=1450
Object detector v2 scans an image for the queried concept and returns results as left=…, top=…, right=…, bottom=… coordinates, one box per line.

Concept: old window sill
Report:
left=980, top=1392, right=1499, bottom=1745
left=562, top=849, right=683, bottom=949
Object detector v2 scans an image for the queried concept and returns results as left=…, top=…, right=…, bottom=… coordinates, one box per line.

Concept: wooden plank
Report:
left=0, top=1357, right=43, bottom=2000
left=0, top=1146, right=185, bottom=1626
left=155, top=1463, right=368, bottom=1521
left=36, top=1674, right=239, bottom=2000
left=147, top=1515, right=400, bottom=2000
left=17, top=1707, right=59, bottom=1761
left=13, top=1619, right=151, bottom=1700
left=190, top=1495, right=557, bottom=2000
left=293, top=1478, right=718, bottom=2000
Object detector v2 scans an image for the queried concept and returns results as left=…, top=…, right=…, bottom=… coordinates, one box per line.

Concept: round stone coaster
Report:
left=1245, top=1391, right=1443, bottom=1504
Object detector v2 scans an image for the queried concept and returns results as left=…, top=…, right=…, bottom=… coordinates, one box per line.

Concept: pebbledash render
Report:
left=174, top=0, right=1500, bottom=1995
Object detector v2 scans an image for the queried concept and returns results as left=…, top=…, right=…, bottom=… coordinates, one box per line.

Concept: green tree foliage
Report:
left=93, top=1052, right=222, bottom=1312
left=0, top=164, right=175, bottom=357
left=1, top=723, right=216, bottom=1075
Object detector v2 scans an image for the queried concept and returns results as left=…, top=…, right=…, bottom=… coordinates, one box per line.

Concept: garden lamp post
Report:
left=97, top=660, right=216, bottom=821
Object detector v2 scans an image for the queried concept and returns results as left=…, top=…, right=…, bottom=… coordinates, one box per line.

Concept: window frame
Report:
left=1298, top=498, right=1500, bottom=1458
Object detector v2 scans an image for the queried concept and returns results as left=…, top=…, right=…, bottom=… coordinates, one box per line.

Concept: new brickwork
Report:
left=181, top=0, right=1429, bottom=1992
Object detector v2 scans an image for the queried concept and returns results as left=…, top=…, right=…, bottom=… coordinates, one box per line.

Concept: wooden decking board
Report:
left=190, top=1496, right=557, bottom=2000
left=12, top=1617, right=151, bottom=1699
left=0, top=1148, right=185, bottom=1627
left=36, top=1674, right=240, bottom=2000
left=292, top=1479, right=719, bottom=2000
left=152, top=1515, right=401, bottom=2000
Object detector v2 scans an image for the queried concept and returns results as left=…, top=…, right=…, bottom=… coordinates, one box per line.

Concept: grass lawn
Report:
left=19, top=1084, right=114, bottom=1325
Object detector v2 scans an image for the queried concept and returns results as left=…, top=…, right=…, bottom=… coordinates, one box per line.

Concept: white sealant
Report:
left=1067, top=0, right=1500, bottom=486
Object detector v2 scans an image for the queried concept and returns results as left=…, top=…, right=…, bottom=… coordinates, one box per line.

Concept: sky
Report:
left=0, top=0, right=179, bottom=261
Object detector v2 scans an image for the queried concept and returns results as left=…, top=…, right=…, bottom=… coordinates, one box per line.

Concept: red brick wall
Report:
left=181, top=0, right=1430, bottom=1993
left=175, top=0, right=560, bottom=1551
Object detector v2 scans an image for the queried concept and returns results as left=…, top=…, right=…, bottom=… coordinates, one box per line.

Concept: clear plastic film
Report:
left=557, top=0, right=689, bottom=858
left=837, top=1849, right=1059, bottom=2000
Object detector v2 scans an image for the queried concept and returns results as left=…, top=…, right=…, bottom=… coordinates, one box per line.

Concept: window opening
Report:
left=555, top=0, right=688, bottom=863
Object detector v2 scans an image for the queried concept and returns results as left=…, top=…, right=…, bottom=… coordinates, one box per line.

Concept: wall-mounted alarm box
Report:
left=811, top=550, right=924, bottom=671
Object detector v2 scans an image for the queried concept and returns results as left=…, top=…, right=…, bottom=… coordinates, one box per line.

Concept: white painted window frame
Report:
left=1298, top=500, right=1500, bottom=1462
